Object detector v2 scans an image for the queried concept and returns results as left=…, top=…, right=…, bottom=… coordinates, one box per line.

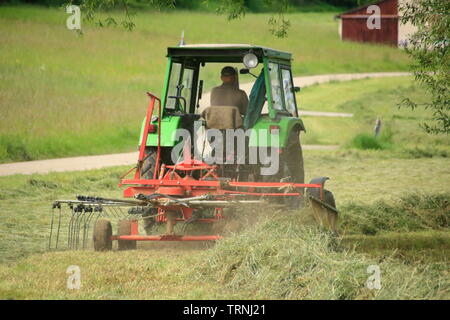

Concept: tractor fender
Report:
left=249, top=117, right=305, bottom=148
left=138, top=115, right=182, bottom=147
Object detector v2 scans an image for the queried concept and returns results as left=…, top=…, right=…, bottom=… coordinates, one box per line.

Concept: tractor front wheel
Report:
left=140, top=147, right=157, bottom=179
left=93, top=219, right=112, bottom=251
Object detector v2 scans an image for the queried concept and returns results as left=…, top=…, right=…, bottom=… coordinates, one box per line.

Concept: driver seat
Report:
left=201, top=106, right=243, bottom=129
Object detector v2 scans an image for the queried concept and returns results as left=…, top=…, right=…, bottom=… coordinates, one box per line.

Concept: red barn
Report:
left=336, top=0, right=408, bottom=47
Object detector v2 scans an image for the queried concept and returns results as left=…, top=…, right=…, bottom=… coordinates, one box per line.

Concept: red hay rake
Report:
left=49, top=93, right=338, bottom=251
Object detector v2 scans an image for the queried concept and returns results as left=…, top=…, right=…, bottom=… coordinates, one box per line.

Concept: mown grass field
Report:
left=0, top=150, right=448, bottom=299
left=1, top=5, right=449, bottom=300
left=0, top=5, right=412, bottom=162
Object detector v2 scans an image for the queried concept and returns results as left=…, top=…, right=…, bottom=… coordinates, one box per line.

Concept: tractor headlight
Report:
left=243, top=53, right=258, bottom=69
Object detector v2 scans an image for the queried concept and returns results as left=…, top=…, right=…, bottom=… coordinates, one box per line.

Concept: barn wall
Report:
left=338, top=0, right=399, bottom=46
left=342, top=18, right=398, bottom=46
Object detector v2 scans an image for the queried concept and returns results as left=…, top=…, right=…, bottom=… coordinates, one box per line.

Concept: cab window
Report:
left=281, top=68, right=297, bottom=116
left=268, top=62, right=284, bottom=111
left=166, top=63, right=194, bottom=112
left=181, top=68, right=194, bottom=111
left=166, top=62, right=182, bottom=109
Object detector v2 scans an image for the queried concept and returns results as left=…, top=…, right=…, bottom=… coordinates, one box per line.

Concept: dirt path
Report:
left=0, top=72, right=410, bottom=176
left=0, top=145, right=340, bottom=176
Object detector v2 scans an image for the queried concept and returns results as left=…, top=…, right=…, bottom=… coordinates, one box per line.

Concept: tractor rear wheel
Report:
left=118, top=220, right=137, bottom=250
left=262, top=130, right=304, bottom=207
left=93, top=219, right=112, bottom=251
left=140, top=147, right=157, bottom=179
left=284, top=130, right=305, bottom=185
left=283, top=130, right=305, bottom=208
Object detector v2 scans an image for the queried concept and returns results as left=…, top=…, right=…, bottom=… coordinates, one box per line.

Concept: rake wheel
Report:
left=118, top=220, right=137, bottom=250
left=93, top=219, right=112, bottom=251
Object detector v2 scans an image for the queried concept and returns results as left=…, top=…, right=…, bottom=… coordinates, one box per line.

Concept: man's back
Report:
left=210, top=83, right=248, bottom=116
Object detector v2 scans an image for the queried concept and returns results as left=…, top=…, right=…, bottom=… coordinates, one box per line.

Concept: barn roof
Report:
left=335, top=0, right=398, bottom=19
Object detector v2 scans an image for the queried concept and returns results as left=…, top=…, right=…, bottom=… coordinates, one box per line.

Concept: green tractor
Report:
left=138, top=44, right=306, bottom=187
left=48, top=44, right=339, bottom=251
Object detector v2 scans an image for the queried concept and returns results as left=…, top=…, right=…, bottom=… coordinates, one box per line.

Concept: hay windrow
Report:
left=195, top=204, right=449, bottom=299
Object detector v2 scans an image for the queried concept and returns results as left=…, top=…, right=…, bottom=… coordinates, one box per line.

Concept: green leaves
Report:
left=399, top=0, right=450, bottom=134
left=69, top=0, right=293, bottom=37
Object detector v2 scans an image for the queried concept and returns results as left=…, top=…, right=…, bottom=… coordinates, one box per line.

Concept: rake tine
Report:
left=49, top=206, right=55, bottom=250
left=91, top=206, right=104, bottom=237
left=108, top=207, right=116, bottom=218
left=68, top=206, right=79, bottom=249
left=85, top=206, right=97, bottom=248
left=67, top=207, right=73, bottom=249
left=74, top=210, right=82, bottom=250
left=76, top=208, right=86, bottom=249
left=87, top=209, right=98, bottom=247
left=117, top=206, right=127, bottom=218
left=100, top=205, right=110, bottom=218
left=110, top=206, right=120, bottom=218
left=55, top=206, right=62, bottom=249
left=112, top=206, right=121, bottom=218
left=78, top=209, right=87, bottom=249
left=83, top=210, right=94, bottom=249
left=71, top=210, right=79, bottom=249
left=72, top=211, right=78, bottom=249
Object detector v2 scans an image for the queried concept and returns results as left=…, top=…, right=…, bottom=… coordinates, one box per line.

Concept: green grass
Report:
left=299, top=77, right=450, bottom=156
left=0, top=5, right=412, bottom=162
left=0, top=151, right=448, bottom=299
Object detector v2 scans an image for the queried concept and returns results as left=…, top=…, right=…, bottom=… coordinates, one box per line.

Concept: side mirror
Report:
left=240, top=68, right=257, bottom=78
left=293, top=86, right=301, bottom=93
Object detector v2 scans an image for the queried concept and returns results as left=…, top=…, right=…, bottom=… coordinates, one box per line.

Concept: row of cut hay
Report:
left=194, top=198, right=449, bottom=299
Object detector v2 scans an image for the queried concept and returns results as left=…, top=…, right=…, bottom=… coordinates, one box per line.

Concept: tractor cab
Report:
left=163, top=44, right=299, bottom=119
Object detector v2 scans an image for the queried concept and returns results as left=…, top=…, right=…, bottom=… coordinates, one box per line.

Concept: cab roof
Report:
left=167, top=44, right=292, bottom=63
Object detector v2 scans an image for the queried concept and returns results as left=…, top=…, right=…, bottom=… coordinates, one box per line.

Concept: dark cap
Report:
left=221, top=66, right=237, bottom=77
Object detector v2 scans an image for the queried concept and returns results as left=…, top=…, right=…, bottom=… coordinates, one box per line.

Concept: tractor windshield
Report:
left=166, top=62, right=195, bottom=112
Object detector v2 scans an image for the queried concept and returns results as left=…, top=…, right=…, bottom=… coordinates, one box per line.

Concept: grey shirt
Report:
left=210, top=83, right=249, bottom=116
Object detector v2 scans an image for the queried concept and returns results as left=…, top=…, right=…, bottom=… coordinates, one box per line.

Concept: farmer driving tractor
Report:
left=210, top=66, right=249, bottom=116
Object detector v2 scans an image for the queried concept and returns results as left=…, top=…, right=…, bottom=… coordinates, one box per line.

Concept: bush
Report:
left=349, top=124, right=394, bottom=150
left=350, top=133, right=385, bottom=150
